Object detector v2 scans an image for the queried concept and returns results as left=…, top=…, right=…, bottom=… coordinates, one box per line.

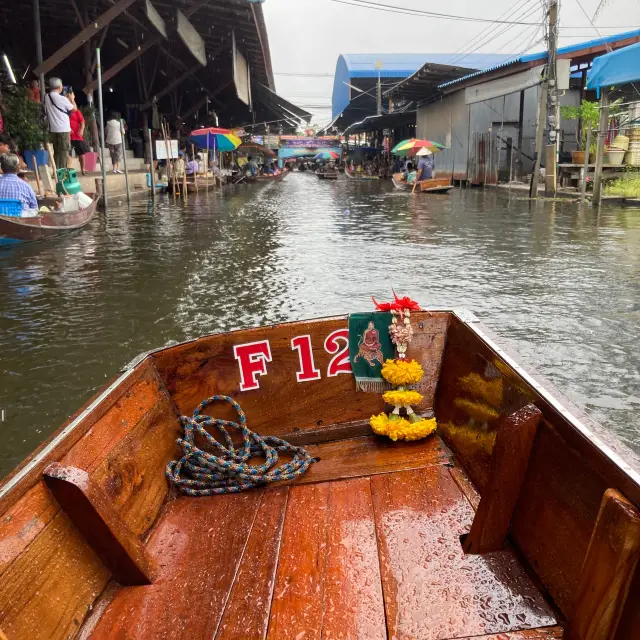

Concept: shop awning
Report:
left=587, top=41, right=640, bottom=91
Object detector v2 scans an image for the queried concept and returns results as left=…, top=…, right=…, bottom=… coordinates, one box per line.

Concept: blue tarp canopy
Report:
left=587, top=41, right=640, bottom=91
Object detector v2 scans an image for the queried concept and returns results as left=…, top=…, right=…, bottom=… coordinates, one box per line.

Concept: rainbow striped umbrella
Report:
left=189, top=127, right=242, bottom=152
left=314, top=150, right=340, bottom=160
left=391, top=138, right=445, bottom=156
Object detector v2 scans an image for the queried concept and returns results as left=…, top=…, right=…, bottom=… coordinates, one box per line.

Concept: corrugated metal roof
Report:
left=439, top=28, right=640, bottom=89
left=340, top=53, right=514, bottom=78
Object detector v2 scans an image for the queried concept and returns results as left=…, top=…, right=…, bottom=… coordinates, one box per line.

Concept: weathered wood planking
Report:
left=0, top=511, right=110, bottom=640
left=90, top=492, right=262, bottom=639
left=322, top=477, right=386, bottom=640
left=370, top=468, right=557, bottom=640
left=435, top=315, right=640, bottom=628
left=292, top=434, right=452, bottom=486
left=216, top=488, right=289, bottom=640
left=455, top=627, right=565, bottom=639
left=448, top=465, right=481, bottom=510
left=267, top=483, right=331, bottom=640
left=43, top=464, right=156, bottom=586
left=152, top=314, right=449, bottom=441
left=0, top=359, right=157, bottom=515
left=463, top=404, right=541, bottom=554
left=568, top=489, right=640, bottom=640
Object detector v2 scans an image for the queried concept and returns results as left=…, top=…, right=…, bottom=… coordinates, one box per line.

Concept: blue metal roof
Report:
left=588, top=40, right=640, bottom=92
left=439, top=28, right=640, bottom=90
left=332, top=53, right=514, bottom=119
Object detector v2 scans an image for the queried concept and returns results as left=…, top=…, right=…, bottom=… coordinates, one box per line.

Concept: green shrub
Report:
left=2, top=86, right=48, bottom=151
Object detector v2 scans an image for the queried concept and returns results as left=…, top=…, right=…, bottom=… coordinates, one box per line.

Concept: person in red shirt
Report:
left=68, top=102, right=89, bottom=175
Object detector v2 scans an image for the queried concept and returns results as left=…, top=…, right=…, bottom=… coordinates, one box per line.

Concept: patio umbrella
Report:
left=189, top=127, right=242, bottom=152
left=314, top=150, right=340, bottom=160
left=392, top=138, right=445, bottom=156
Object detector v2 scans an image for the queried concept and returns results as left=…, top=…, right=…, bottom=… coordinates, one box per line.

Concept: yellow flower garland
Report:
left=382, top=389, right=424, bottom=406
left=380, top=359, right=424, bottom=386
left=370, top=413, right=437, bottom=441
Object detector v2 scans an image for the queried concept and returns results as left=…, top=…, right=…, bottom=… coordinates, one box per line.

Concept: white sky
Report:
left=263, top=0, right=640, bottom=126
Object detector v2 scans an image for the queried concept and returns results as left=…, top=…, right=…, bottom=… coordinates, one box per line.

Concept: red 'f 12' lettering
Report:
left=324, top=329, right=351, bottom=376
left=233, top=340, right=272, bottom=391
left=291, top=335, right=322, bottom=382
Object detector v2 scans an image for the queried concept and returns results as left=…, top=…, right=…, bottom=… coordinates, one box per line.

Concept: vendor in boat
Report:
left=417, top=151, right=434, bottom=182
left=0, top=153, right=38, bottom=215
left=185, top=155, right=199, bottom=176
left=262, top=161, right=275, bottom=175
left=404, top=161, right=417, bottom=184
left=246, top=156, right=258, bottom=177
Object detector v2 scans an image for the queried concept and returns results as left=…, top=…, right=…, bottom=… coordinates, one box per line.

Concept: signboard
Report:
left=251, top=135, right=264, bottom=145
left=263, top=134, right=280, bottom=149
left=280, top=136, right=340, bottom=148
left=176, top=10, right=206, bottom=67
left=145, top=0, right=167, bottom=39
left=155, top=139, right=179, bottom=159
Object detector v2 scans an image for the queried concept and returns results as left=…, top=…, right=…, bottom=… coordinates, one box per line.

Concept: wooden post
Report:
left=206, top=133, right=210, bottom=191
left=191, top=143, right=198, bottom=193
left=120, top=119, right=130, bottom=204
left=33, top=0, right=45, bottom=100
left=33, top=157, right=43, bottom=196
left=581, top=126, right=592, bottom=205
left=568, top=488, right=640, bottom=640
left=516, top=90, right=525, bottom=181
left=44, top=463, right=157, bottom=586
left=147, top=128, right=156, bottom=203
left=530, top=81, right=548, bottom=198
left=96, top=48, right=108, bottom=210
left=463, top=404, right=541, bottom=554
left=593, top=88, right=610, bottom=206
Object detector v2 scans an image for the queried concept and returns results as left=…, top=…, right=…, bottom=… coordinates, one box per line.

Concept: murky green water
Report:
left=1, top=174, right=638, bottom=477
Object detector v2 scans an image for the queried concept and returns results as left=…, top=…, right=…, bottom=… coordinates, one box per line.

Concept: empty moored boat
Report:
left=0, top=309, right=639, bottom=639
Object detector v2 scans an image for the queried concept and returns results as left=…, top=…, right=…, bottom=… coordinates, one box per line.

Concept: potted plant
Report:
left=561, top=100, right=600, bottom=164
left=2, top=86, right=49, bottom=170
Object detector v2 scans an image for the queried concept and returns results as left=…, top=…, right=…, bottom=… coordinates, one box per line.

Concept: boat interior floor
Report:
left=87, top=435, right=563, bottom=640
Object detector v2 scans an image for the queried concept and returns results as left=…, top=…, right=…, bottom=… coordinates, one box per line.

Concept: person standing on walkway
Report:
left=105, top=112, right=124, bottom=174
left=69, top=106, right=89, bottom=175
left=44, top=78, right=76, bottom=172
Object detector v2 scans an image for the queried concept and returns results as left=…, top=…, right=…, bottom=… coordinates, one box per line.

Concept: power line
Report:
left=330, top=0, right=541, bottom=25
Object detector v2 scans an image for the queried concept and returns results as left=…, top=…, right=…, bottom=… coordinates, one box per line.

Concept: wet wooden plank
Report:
left=323, top=477, right=386, bottom=640
left=293, top=434, right=451, bottom=486
left=455, top=626, right=565, bottom=639
left=90, top=491, right=262, bottom=639
left=0, top=482, right=58, bottom=576
left=216, top=488, right=289, bottom=640
left=44, top=464, right=156, bottom=586
left=0, top=510, right=110, bottom=640
left=90, top=393, right=181, bottom=536
left=371, top=468, right=557, bottom=640
left=267, top=483, right=331, bottom=640
left=568, top=489, right=640, bottom=640
left=463, top=404, right=541, bottom=554
left=448, top=465, right=481, bottom=510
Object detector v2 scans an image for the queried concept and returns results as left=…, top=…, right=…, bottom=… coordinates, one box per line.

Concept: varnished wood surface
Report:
left=568, top=489, right=640, bottom=640
left=90, top=492, right=262, bottom=639
left=43, top=464, right=156, bottom=586
left=216, top=488, right=289, bottom=640
left=464, top=404, right=541, bottom=554
left=456, top=627, right=564, bottom=639
left=370, top=467, right=557, bottom=640
left=293, top=433, right=452, bottom=485
left=449, top=465, right=481, bottom=510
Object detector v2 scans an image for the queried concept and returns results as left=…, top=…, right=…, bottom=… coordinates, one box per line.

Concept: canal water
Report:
left=1, top=174, right=638, bottom=477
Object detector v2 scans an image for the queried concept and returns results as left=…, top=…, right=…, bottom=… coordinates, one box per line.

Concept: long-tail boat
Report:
left=1, top=309, right=639, bottom=639
left=0, top=194, right=96, bottom=247
left=254, top=171, right=288, bottom=183
left=392, top=172, right=454, bottom=194
left=344, top=166, right=380, bottom=180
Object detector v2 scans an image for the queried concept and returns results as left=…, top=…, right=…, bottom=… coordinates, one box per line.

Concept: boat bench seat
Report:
left=86, top=435, right=561, bottom=640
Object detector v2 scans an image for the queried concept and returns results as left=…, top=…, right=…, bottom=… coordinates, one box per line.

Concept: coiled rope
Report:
left=166, top=395, right=318, bottom=495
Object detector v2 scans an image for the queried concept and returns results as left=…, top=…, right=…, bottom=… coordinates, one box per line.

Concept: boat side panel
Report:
left=434, top=315, right=640, bottom=626
left=0, top=510, right=110, bottom=640
left=151, top=314, right=449, bottom=441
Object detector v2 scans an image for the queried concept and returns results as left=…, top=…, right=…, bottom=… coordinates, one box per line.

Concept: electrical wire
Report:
left=329, top=0, right=540, bottom=25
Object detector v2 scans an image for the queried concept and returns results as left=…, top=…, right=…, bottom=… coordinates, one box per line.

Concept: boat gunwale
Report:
left=1, top=309, right=639, bottom=511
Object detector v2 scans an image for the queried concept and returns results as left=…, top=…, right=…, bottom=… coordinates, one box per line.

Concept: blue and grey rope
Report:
left=166, top=395, right=318, bottom=495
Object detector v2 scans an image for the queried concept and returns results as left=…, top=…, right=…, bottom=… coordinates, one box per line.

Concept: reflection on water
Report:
left=1, top=174, right=639, bottom=476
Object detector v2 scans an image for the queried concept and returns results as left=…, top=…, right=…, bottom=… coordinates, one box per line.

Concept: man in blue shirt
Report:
left=0, top=153, right=39, bottom=213
left=417, top=152, right=434, bottom=182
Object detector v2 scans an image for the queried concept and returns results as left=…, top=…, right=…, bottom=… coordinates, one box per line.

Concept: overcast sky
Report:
left=263, top=0, right=640, bottom=126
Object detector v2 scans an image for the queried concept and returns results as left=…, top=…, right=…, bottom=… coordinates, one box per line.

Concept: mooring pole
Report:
left=581, top=126, right=592, bottom=205
left=147, top=128, right=156, bottom=203
left=96, top=48, right=108, bottom=210
left=120, top=119, right=131, bottom=204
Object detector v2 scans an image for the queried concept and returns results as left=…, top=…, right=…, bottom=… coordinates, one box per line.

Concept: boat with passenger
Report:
left=0, top=297, right=638, bottom=639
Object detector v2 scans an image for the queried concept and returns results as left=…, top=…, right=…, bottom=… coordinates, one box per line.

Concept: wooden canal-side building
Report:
left=0, top=0, right=311, bottom=135
left=385, top=29, right=640, bottom=185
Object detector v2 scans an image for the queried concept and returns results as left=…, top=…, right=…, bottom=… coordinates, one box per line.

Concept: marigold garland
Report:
left=381, top=359, right=424, bottom=386
left=382, top=389, right=424, bottom=406
left=370, top=413, right=437, bottom=441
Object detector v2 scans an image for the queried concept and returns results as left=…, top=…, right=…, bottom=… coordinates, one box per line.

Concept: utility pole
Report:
left=375, top=60, right=383, bottom=116
left=545, top=0, right=559, bottom=196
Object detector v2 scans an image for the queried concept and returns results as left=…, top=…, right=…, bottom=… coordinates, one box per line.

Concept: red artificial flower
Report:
left=372, top=296, right=393, bottom=311
left=372, top=292, right=422, bottom=312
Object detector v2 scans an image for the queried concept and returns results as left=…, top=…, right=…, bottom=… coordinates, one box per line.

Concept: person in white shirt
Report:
left=105, top=112, right=124, bottom=174
left=44, top=77, right=76, bottom=172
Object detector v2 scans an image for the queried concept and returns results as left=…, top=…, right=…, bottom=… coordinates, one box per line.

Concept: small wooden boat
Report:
left=0, top=195, right=97, bottom=246
left=254, top=172, right=288, bottom=183
left=316, top=170, right=339, bottom=180
left=392, top=172, right=454, bottom=193
left=344, top=166, right=380, bottom=180
left=1, top=310, right=639, bottom=639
